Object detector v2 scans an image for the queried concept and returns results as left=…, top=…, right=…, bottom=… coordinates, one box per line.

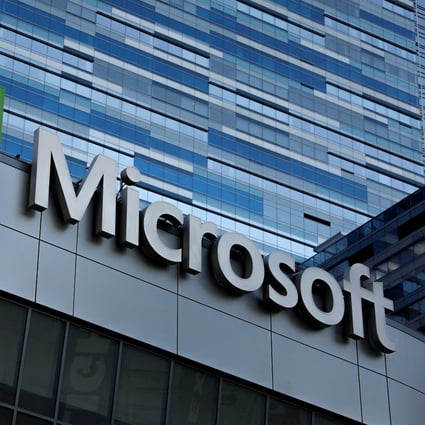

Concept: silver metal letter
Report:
left=118, top=167, right=141, bottom=247
left=141, top=201, right=183, bottom=264
left=210, top=232, right=264, bottom=294
left=28, top=127, right=117, bottom=237
left=120, top=166, right=141, bottom=185
left=297, top=267, right=345, bottom=327
left=342, top=263, right=396, bottom=353
left=119, top=187, right=140, bottom=247
left=263, top=251, right=298, bottom=308
left=183, top=215, right=217, bottom=274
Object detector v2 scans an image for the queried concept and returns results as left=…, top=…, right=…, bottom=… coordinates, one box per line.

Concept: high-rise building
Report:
left=1, top=0, right=424, bottom=262
left=0, top=1, right=424, bottom=424
left=305, top=184, right=425, bottom=334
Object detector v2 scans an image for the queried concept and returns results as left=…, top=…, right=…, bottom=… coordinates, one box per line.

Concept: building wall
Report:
left=1, top=157, right=424, bottom=424
left=0, top=0, right=423, bottom=263
left=1, top=1, right=425, bottom=423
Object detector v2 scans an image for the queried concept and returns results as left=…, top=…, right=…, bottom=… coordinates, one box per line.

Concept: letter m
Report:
left=28, top=128, right=116, bottom=237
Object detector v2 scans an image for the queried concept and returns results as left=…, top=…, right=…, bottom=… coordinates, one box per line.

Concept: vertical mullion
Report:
left=109, top=341, right=123, bottom=425
left=215, top=378, right=222, bottom=425
left=164, top=359, right=174, bottom=425
left=11, top=308, right=32, bottom=425
left=52, top=322, right=70, bottom=425
left=264, top=395, right=269, bottom=425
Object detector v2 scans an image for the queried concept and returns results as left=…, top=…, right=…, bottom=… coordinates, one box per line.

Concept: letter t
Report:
left=343, top=263, right=396, bottom=353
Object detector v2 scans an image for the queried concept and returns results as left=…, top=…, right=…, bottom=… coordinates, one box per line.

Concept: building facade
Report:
left=1, top=145, right=425, bottom=425
left=0, top=0, right=424, bottom=261
left=305, top=184, right=425, bottom=335
left=0, top=1, right=425, bottom=424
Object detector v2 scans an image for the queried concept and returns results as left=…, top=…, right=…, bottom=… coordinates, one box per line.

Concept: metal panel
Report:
left=178, top=297, right=272, bottom=388
left=36, top=241, right=75, bottom=315
left=40, top=198, right=78, bottom=252
left=74, top=256, right=178, bottom=353
left=359, top=368, right=390, bottom=425
left=388, top=379, right=425, bottom=425
left=76, top=203, right=179, bottom=293
left=271, top=306, right=357, bottom=363
left=272, top=332, right=362, bottom=422
left=178, top=246, right=270, bottom=328
left=0, top=163, right=40, bottom=238
left=386, top=326, right=425, bottom=393
left=0, top=225, right=38, bottom=300
left=356, top=338, right=386, bottom=375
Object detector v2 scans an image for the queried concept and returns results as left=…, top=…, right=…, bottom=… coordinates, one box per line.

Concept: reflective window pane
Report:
left=16, top=413, right=52, bottom=425
left=0, top=406, right=13, bottom=424
left=168, top=363, right=218, bottom=425
left=219, top=381, right=265, bottom=425
left=19, top=312, right=65, bottom=416
left=59, top=326, right=118, bottom=425
left=0, top=299, right=27, bottom=404
left=114, top=344, right=170, bottom=425
left=315, top=413, right=351, bottom=425
left=268, top=398, right=311, bottom=424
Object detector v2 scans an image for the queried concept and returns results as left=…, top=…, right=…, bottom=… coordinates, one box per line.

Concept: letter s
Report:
left=263, top=251, right=298, bottom=309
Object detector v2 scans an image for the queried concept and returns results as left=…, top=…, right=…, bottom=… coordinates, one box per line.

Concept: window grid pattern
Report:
left=304, top=185, right=425, bottom=334
left=0, top=0, right=423, bottom=262
left=0, top=297, right=355, bottom=425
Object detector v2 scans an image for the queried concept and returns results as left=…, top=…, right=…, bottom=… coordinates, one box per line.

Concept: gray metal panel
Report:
left=178, top=297, right=272, bottom=388
left=36, top=241, right=75, bottom=315
left=40, top=198, right=78, bottom=252
left=271, top=307, right=357, bottom=362
left=272, top=332, right=362, bottom=422
left=388, top=379, right=425, bottom=425
left=2, top=159, right=425, bottom=425
left=179, top=247, right=271, bottom=328
left=76, top=204, right=178, bottom=292
left=0, top=162, right=40, bottom=237
left=0, top=225, right=38, bottom=300
left=357, top=338, right=386, bottom=374
left=386, top=326, right=425, bottom=392
left=359, top=368, right=390, bottom=425
left=74, top=256, right=178, bottom=353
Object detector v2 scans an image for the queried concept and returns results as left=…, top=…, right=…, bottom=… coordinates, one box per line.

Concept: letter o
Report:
left=210, top=232, right=264, bottom=294
left=297, top=267, right=344, bottom=327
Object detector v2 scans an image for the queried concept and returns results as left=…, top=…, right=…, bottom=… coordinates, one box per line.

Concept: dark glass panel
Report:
left=19, top=312, right=65, bottom=416
left=315, top=413, right=351, bottom=425
left=268, top=398, right=311, bottom=424
left=114, top=344, right=170, bottom=425
left=58, top=326, right=118, bottom=425
left=16, top=413, right=52, bottom=425
left=167, top=363, right=218, bottom=425
left=219, top=381, right=266, bottom=425
left=0, top=406, right=13, bottom=424
left=0, top=299, right=27, bottom=404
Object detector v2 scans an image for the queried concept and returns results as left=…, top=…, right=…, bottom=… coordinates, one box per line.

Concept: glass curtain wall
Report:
left=0, top=0, right=422, bottom=263
left=0, top=297, right=354, bottom=425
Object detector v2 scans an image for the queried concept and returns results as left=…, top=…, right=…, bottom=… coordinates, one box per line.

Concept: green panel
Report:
left=0, top=87, right=4, bottom=145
